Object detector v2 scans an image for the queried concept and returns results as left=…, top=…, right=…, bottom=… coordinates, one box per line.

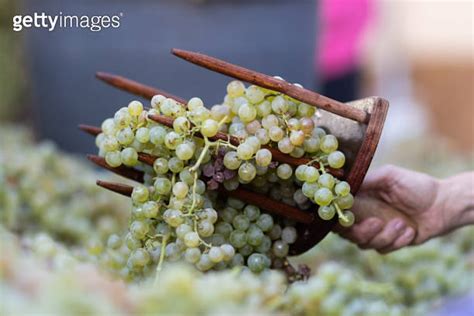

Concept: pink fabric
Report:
left=317, top=0, right=375, bottom=80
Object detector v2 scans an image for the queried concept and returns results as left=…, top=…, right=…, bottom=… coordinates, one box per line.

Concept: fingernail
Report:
left=404, top=228, right=415, bottom=239
left=369, top=220, right=382, bottom=231
left=394, top=220, right=405, bottom=231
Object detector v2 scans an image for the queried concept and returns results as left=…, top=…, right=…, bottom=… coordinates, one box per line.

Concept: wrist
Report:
left=436, top=172, right=474, bottom=234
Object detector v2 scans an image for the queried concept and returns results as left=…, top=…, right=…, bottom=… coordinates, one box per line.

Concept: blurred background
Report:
left=1, top=0, right=473, bottom=157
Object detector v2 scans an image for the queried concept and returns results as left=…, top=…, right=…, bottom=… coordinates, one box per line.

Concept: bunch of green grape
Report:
left=220, top=80, right=354, bottom=226
left=94, top=79, right=351, bottom=279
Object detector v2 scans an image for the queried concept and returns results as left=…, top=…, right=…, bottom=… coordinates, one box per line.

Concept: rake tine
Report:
left=171, top=48, right=369, bottom=124
left=79, top=124, right=101, bottom=136
left=96, top=72, right=187, bottom=104
left=96, top=180, right=133, bottom=197
left=87, top=155, right=144, bottom=183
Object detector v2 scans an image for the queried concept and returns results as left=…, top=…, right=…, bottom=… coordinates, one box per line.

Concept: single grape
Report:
left=184, top=247, right=201, bottom=263
left=269, top=126, right=285, bottom=142
left=320, top=135, right=339, bottom=153
left=339, top=210, right=355, bottom=227
left=305, top=166, right=320, bottom=183
left=187, top=97, right=204, bottom=110
left=209, top=246, right=224, bottom=263
left=149, top=126, right=167, bottom=145
left=238, top=103, right=257, bottom=122
left=245, top=85, right=265, bottom=104
left=227, top=80, right=245, bottom=98
left=238, top=162, right=257, bottom=182
left=318, top=205, right=336, bottom=220
left=105, top=151, right=122, bottom=167
left=131, top=185, right=149, bottom=203
left=243, top=205, right=260, bottom=222
left=135, top=127, right=150, bottom=143
left=128, top=100, right=143, bottom=116
left=276, top=164, right=293, bottom=180
left=151, top=94, right=165, bottom=109
left=154, top=178, right=172, bottom=195
left=142, top=201, right=159, bottom=218
left=197, top=220, right=214, bottom=237
left=335, top=193, right=354, bottom=210
left=272, top=240, right=289, bottom=258
left=255, top=149, right=272, bottom=167
left=289, top=130, right=305, bottom=146
left=232, top=214, right=251, bottom=231
left=164, top=131, right=182, bottom=150
left=168, top=157, right=184, bottom=173
left=129, top=248, right=150, bottom=268
left=176, top=223, right=193, bottom=239
left=220, top=244, right=235, bottom=261
left=255, top=128, right=270, bottom=144
left=247, top=253, right=266, bottom=273
left=223, top=151, right=242, bottom=170
left=229, top=230, right=247, bottom=248
left=130, top=220, right=149, bottom=240
left=256, top=214, right=274, bottom=232
left=335, top=181, right=351, bottom=196
left=281, top=226, right=297, bottom=244
left=237, top=143, right=254, bottom=160
left=153, top=158, right=169, bottom=175
left=173, top=116, right=191, bottom=133
left=112, top=128, right=131, bottom=147
left=318, top=173, right=335, bottom=189
left=175, top=143, right=194, bottom=160
left=314, top=188, right=334, bottom=206
left=295, top=165, right=308, bottom=181
left=183, top=232, right=200, bottom=248
left=247, top=227, right=264, bottom=246
left=215, top=222, right=233, bottom=238
left=278, top=137, right=294, bottom=154
left=201, top=119, right=219, bottom=137
left=328, top=151, right=346, bottom=169
left=271, top=96, right=288, bottom=114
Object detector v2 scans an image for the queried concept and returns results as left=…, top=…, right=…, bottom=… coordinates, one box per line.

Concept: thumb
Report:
left=359, top=165, right=401, bottom=193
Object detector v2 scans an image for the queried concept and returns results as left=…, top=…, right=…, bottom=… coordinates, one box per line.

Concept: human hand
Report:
left=337, top=165, right=473, bottom=253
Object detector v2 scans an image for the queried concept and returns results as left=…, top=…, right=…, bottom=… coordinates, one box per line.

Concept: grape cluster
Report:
left=93, top=79, right=354, bottom=278
left=220, top=80, right=353, bottom=225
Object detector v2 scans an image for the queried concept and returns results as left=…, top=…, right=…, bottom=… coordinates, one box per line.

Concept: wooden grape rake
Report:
left=80, top=48, right=389, bottom=255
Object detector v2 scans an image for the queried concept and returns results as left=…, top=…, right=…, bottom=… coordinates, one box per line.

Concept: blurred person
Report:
left=316, top=0, right=375, bottom=102
left=338, top=165, right=474, bottom=253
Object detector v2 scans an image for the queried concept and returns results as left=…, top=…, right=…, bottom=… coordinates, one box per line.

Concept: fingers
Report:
left=367, top=218, right=407, bottom=249
left=379, top=227, right=416, bottom=254
left=338, top=217, right=384, bottom=245
left=338, top=217, right=417, bottom=254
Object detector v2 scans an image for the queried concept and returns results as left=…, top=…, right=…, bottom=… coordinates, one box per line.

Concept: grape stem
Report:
left=188, top=172, right=199, bottom=213
left=154, top=235, right=168, bottom=285
left=193, top=219, right=212, bottom=248
left=189, top=136, right=211, bottom=172
left=334, top=203, right=348, bottom=222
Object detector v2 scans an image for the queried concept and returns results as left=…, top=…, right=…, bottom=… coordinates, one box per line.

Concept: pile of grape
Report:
left=94, top=80, right=353, bottom=278
left=2, top=226, right=473, bottom=316
left=1, top=126, right=473, bottom=315
left=0, top=126, right=129, bottom=246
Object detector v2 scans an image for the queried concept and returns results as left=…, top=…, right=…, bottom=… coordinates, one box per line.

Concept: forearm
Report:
left=438, top=172, right=474, bottom=232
